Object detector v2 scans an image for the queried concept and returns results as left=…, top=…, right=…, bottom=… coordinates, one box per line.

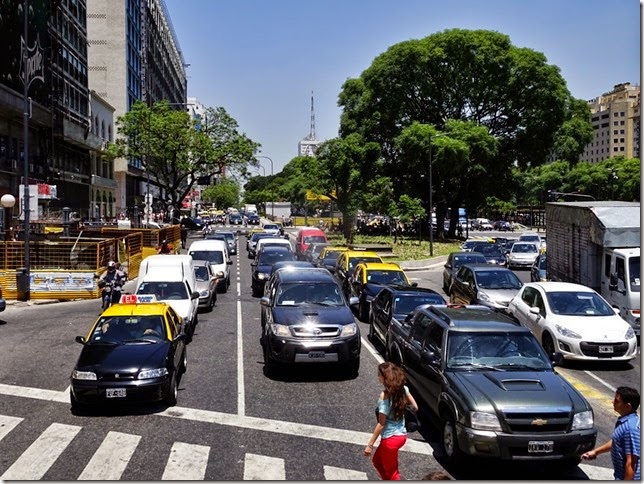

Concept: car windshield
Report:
left=348, top=257, right=381, bottom=269
left=512, top=244, right=538, bottom=254
left=453, top=254, right=487, bottom=267
left=137, top=281, right=188, bottom=300
left=276, top=282, right=343, bottom=306
left=475, top=270, right=522, bottom=290
left=546, top=291, right=614, bottom=316
left=447, top=331, right=551, bottom=370
left=520, top=235, right=540, bottom=242
left=89, top=315, right=166, bottom=343
left=304, top=235, right=327, bottom=244
left=393, top=295, right=445, bottom=314
left=367, top=270, right=408, bottom=285
left=194, top=266, right=210, bottom=281
left=629, top=256, right=640, bottom=292
left=190, top=250, right=224, bottom=265
left=264, top=224, right=279, bottom=230
left=477, top=245, right=503, bottom=257
left=258, top=250, right=295, bottom=265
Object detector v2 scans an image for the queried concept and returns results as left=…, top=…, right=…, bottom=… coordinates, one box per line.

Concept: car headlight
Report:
left=477, top=291, right=491, bottom=302
left=271, top=324, right=291, bottom=337
left=470, top=411, right=502, bottom=431
left=625, top=327, right=635, bottom=339
left=555, top=324, right=581, bottom=339
left=572, top=410, right=594, bottom=430
left=72, top=370, right=97, bottom=381
left=138, top=368, right=169, bottom=379
left=340, top=323, right=358, bottom=336
left=199, top=290, right=210, bottom=297
left=258, top=272, right=270, bottom=280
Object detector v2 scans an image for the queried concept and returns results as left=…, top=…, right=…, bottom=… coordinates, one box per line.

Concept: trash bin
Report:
left=16, top=267, right=30, bottom=301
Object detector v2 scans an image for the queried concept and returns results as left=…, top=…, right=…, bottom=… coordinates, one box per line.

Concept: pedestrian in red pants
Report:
left=364, top=362, right=418, bottom=480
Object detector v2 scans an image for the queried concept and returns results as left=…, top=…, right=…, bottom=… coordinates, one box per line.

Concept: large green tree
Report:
left=110, top=101, right=259, bottom=211
left=338, top=28, right=590, bottom=214
left=310, top=134, right=381, bottom=241
left=201, top=178, right=240, bottom=209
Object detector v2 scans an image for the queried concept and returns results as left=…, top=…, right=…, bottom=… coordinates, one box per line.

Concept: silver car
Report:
left=193, top=260, right=218, bottom=312
left=506, top=242, right=539, bottom=269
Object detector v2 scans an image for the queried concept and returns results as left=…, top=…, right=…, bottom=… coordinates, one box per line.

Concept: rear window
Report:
left=190, top=250, right=224, bottom=265
left=303, top=235, right=327, bottom=244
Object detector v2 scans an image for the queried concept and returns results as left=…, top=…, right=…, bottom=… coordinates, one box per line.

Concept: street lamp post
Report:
left=257, top=155, right=274, bottom=220
left=0, top=194, right=16, bottom=240
left=428, top=133, right=447, bottom=257
left=21, top=0, right=31, bottom=300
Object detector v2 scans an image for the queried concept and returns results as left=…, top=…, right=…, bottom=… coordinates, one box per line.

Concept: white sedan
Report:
left=508, top=282, right=638, bottom=361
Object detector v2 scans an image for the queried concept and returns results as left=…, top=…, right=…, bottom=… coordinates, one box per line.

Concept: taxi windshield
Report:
left=89, top=315, right=166, bottom=343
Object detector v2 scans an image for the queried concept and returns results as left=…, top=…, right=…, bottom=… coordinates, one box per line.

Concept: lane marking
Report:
left=324, top=465, right=368, bottom=480
left=78, top=431, right=141, bottom=480
left=162, top=442, right=210, bottom=480
left=243, top=453, right=285, bottom=480
left=0, top=422, right=81, bottom=480
left=583, top=370, right=617, bottom=393
left=237, top=297, right=245, bottom=416
left=361, top=336, right=384, bottom=364
left=0, top=414, right=23, bottom=442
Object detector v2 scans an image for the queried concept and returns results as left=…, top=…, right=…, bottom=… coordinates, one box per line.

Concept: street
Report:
left=0, top=228, right=637, bottom=480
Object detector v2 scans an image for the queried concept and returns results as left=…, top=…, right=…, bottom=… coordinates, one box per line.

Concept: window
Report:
left=423, top=322, right=444, bottom=352
left=409, top=314, right=431, bottom=345
left=614, top=121, right=619, bottom=126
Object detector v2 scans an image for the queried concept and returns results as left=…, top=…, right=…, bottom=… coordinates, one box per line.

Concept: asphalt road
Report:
left=0, top=227, right=635, bottom=480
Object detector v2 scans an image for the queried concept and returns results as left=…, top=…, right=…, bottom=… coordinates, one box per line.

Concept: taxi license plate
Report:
left=598, top=345, right=614, bottom=354
left=106, top=388, right=126, bottom=398
left=308, top=351, right=326, bottom=359
left=528, top=441, right=554, bottom=453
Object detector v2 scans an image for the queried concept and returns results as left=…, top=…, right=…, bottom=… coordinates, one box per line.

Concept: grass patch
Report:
left=326, top=233, right=461, bottom=261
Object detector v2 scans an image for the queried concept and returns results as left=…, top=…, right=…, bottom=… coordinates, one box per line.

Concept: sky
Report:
left=164, top=0, right=641, bottom=174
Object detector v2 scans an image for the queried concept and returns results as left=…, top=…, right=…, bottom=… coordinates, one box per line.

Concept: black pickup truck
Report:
left=386, top=304, right=597, bottom=466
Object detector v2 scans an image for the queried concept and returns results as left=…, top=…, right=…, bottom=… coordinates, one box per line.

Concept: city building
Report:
left=87, top=0, right=187, bottom=217
left=580, top=82, right=640, bottom=163
left=297, top=91, right=319, bottom=157
left=0, top=0, right=95, bottom=221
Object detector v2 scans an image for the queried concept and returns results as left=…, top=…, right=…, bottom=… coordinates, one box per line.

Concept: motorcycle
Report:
left=98, top=279, right=122, bottom=310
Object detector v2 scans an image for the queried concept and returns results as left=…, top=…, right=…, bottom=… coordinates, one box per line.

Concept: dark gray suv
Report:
left=260, top=268, right=360, bottom=377
left=386, top=305, right=597, bottom=466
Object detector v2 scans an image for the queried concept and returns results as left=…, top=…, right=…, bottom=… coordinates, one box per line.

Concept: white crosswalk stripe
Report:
left=0, top=422, right=81, bottom=480
left=78, top=431, right=141, bottom=480
left=0, top=413, right=618, bottom=480
left=162, top=442, right=210, bottom=480
left=323, top=465, right=368, bottom=480
left=243, top=453, right=286, bottom=480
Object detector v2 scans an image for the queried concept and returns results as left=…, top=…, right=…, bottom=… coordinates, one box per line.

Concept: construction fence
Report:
left=0, top=225, right=181, bottom=301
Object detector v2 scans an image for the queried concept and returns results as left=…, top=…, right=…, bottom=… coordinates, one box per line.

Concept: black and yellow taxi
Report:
left=70, top=294, right=187, bottom=412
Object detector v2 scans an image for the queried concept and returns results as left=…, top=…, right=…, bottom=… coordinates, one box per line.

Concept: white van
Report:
left=135, top=267, right=200, bottom=342
left=188, top=239, right=233, bottom=292
left=138, top=254, right=196, bottom=286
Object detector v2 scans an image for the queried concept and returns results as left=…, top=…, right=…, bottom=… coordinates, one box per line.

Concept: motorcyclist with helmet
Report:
left=97, top=261, right=127, bottom=308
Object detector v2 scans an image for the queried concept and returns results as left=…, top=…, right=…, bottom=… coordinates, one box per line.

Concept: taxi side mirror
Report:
left=190, top=291, right=199, bottom=300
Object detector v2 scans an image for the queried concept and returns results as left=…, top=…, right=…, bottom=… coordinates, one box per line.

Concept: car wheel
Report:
left=359, top=301, right=369, bottom=323
left=164, top=373, right=178, bottom=406
left=179, top=349, right=188, bottom=374
left=442, top=414, right=463, bottom=465
left=368, top=320, right=375, bottom=341
left=542, top=332, right=556, bottom=358
left=263, top=340, right=278, bottom=377
left=207, top=295, right=215, bottom=312
left=443, top=280, right=450, bottom=295
left=70, top=391, right=86, bottom=415
left=221, top=279, right=228, bottom=294
left=345, top=359, right=360, bottom=378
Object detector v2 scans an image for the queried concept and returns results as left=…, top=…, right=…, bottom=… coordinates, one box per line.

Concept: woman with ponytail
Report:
left=364, top=362, right=418, bottom=480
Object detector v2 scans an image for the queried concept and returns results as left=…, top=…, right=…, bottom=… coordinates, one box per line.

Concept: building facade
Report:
left=0, top=0, right=103, bottom=222
left=580, top=82, right=640, bottom=163
left=87, top=0, right=187, bottom=216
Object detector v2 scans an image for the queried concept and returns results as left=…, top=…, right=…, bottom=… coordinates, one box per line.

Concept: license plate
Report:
left=598, top=345, right=614, bottom=354
left=106, top=388, right=126, bottom=398
left=308, top=351, right=326, bottom=359
left=528, top=441, right=554, bottom=453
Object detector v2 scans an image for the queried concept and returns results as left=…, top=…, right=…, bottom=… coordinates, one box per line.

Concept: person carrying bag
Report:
left=364, top=362, right=419, bottom=480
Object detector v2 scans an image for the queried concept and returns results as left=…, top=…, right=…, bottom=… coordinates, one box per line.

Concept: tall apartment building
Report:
left=580, top=82, right=640, bottom=163
left=87, top=0, right=187, bottom=215
left=0, top=0, right=108, bottom=220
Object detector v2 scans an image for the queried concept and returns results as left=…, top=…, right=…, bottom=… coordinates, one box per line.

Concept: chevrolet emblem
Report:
left=115, top=373, right=120, bottom=379
left=532, top=418, right=547, bottom=426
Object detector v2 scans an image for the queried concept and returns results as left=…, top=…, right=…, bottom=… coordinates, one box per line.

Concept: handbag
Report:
left=404, top=405, right=421, bottom=433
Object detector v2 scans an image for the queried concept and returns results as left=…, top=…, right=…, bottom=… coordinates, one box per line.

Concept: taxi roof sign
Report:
left=120, top=294, right=158, bottom=304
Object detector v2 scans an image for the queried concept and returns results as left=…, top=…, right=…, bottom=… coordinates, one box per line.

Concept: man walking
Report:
left=582, top=386, right=640, bottom=480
